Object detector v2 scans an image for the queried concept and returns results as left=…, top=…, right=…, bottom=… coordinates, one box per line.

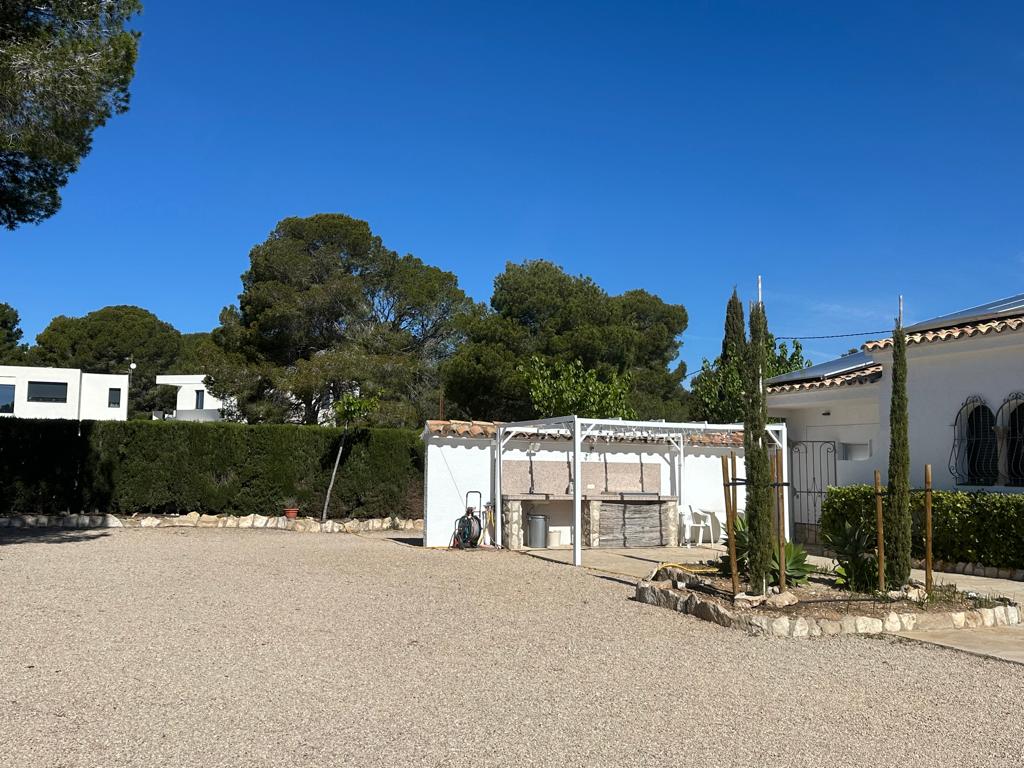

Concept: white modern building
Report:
left=154, top=374, right=223, bottom=421
left=0, top=365, right=128, bottom=421
left=422, top=416, right=788, bottom=565
left=767, top=293, right=1024, bottom=544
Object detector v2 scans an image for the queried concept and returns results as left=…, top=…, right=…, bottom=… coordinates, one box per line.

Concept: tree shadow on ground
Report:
left=0, top=528, right=112, bottom=547
left=385, top=535, right=424, bottom=547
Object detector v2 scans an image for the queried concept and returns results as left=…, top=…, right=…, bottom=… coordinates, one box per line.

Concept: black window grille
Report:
left=949, top=396, right=999, bottom=485
left=997, top=393, right=1024, bottom=487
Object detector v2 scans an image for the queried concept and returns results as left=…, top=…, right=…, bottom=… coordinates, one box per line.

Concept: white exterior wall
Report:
left=155, top=374, right=224, bottom=412
left=79, top=373, right=129, bottom=421
left=768, top=332, right=1024, bottom=492
left=0, top=366, right=127, bottom=421
left=423, top=437, right=495, bottom=548
left=423, top=433, right=749, bottom=547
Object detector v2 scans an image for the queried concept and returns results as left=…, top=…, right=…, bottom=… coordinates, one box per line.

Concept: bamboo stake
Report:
left=730, top=451, right=739, bottom=526
left=874, top=469, right=886, bottom=592
left=924, top=464, right=933, bottom=594
left=775, top=448, right=786, bottom=592
left=721, top=454, right=740, bottom=595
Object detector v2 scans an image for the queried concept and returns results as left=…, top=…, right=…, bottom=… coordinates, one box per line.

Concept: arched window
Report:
left=997, top=393, right=1024, bottom=487
left=950, top=397, right=999, bottom=485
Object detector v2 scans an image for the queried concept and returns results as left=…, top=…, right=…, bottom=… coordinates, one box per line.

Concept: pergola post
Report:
left=494, top=426, right=503, bottom=548
left=572, top=414, right=582, bottom=566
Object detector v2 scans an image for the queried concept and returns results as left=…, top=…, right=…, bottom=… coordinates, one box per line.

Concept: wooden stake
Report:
left=730, top=451, right=739, bottom=526
left=874, top=469, right=886, bottom=593
left=722, top=454, right=740, bottom=596
left=924, top=464, right=933, bottom=593
left=775, top=448, right=786, bottom=591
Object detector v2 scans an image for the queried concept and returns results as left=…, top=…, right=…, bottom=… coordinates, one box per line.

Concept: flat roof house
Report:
left=0, top=365, right=128, bottom=421
left=767, top=293, right=1024, bottom=545
left=154, top=374, right=223, bottom=421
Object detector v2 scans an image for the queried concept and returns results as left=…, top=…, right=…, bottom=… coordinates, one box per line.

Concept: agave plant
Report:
left=718, top=514, right=749, bottom=577
left=823, top=520, right=877, bottom=593
left=771, top=541, right=815, bottom=587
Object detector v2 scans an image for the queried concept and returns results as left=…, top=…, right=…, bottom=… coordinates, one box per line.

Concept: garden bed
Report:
left=636, top=564, right=1021, bottom=638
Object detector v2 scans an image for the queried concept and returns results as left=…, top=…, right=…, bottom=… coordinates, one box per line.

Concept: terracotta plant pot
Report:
left=284, top=508, right=299, bottom=519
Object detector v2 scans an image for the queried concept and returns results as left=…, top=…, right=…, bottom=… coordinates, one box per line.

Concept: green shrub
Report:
left=720, top=515, right=813, bottom=587
left=822, top=519, right=877, bottom=592
left=0, top=418, right=423, bottom=519
left=822, top=485, right=1024, bottom=570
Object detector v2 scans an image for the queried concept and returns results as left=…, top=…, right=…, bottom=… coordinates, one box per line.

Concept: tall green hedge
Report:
left=0, top=418, right=423, bottom=519
left=821, top=485, right=1024, bottom=569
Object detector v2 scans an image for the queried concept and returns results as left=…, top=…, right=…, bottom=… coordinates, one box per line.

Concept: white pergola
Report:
left=493, top=416, right=788, bottom=566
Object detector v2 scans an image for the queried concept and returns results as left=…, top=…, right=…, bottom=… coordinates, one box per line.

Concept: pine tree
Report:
left=886, top=311, right=912, bottom=585
left=743, top=300, right=773, bottom=594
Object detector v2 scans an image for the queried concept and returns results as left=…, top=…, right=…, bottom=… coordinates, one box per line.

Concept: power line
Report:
left=775, top=330, right=888, bottom=340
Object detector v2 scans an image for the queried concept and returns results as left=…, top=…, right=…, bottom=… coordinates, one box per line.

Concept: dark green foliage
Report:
left=823, top=519, right=878, bottom=592
left=0, top=302, right=26, bottom=362
left=743, top=300, right=773, bottom=594
left=690, top=289, right=808, bottom=423
left=1, top=1, right=141, bottom=228
left=209, top=213, right=472, bottom=427
left=886, top=318, right=912, bottom=585
left=720, top=515, right=813, bottom=587
left=30, top=305, right=183, bottom=416
left=822, top=485, right=1024, bottom=570
left=519, top=356, right=636, bottom=418
left=442, top=260, right=689, bottom=421
left=0, top=419, right=423, bottom=520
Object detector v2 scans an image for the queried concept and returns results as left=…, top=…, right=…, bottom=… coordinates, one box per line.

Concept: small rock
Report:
left=1012, top=569, right=1024, bottom=582
left=951, top=612, right=966, bottom=629
left=955, top=562, right=967, bottom=574
left=886, top=590, right=903, bottom=601
left=840, top=616, right=859, bottom=634
left=412, top=519, right=424, bottom=530
left=748, top=616, right=770, bottom=635
left=963, top=611, right=984, bottom=628
left=819, top=619, right=842, bottom=636
left=765, top=591, right=798, bottom=609
left=789, top=617, right=810, bottom=638
left=101, top=514, right=123, bottom=528
left=770, top=617, right=790, bottom=637
left=252, top=514, right=268, bottom=528
left=983, top=566, right=999, bottom=579
left=733, top=592, right=767, bottom=609
left=855, top=616, right=883, bottom=634
left=1007, top=606, right=1020, bottom=625
left=0, top=517, right=9, bottom=528
left=979, top=608, right=995, bottom=627
left=139, top=516, right=161, bottom=528
left=236, top=514, right=255, bottom=528
left=997, top=567, right=1014, bottom=580
left=898, top=613, right=918, bottom=631
left=993, top=606, right=1009, bottom=626
left=904, top=588, right=926, bottom=603
left=197, top=514, right=220, bottom=528
left=883, top=612, right=901, bottom=633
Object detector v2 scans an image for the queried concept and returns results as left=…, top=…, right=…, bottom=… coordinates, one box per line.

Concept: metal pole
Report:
left=572, top=415, right=582, bottom=567
left=774, top=449, right=786, bottom=592
left=495, top=427, right=503, bottom=549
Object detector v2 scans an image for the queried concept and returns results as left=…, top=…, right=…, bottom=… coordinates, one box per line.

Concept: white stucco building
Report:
left=154, top=374, right=223, bottom=421
left=0, top=365, right=128, bottom=421
left=421, top=417, right=787, bottom=564
left=767, top=293, right=1024, bottom=544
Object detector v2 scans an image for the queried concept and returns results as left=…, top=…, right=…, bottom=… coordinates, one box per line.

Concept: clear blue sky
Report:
left=4, top=1, right=1023, bottom=375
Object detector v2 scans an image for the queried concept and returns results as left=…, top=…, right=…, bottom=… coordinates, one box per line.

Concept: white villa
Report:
left=154, top=374, right=223, bottom=421
left=767, top=293, right=1024, bottom=544
left=0, top=365, right=128, bottom=421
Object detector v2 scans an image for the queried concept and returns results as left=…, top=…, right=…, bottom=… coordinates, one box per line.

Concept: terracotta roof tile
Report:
left=766, top=364, right=883, bottom=394
left=423, top=420, right=743, bottom=447
left=863, top=314, right=1024, bottom=351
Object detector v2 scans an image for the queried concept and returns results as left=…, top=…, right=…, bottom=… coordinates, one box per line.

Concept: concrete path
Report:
left=899, top=625, right=1024, bottom=665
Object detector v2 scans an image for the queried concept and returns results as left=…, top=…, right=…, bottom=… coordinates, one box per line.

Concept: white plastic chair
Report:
left=685, top=505, right=717, bottom=547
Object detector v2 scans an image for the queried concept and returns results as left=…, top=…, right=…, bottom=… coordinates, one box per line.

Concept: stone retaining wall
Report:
left=0, top=513, right=423, bottom=535
left=913, top=558, right=1024, bottom=582
left=635, top=580, right=1022, bottom=639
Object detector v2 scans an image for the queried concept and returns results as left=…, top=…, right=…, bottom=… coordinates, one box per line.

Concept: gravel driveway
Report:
left=1, top=528, right=1021, bottom=767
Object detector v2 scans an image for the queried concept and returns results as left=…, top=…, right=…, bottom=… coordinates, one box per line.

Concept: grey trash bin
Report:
left=527, top=514, right=548, bottom=549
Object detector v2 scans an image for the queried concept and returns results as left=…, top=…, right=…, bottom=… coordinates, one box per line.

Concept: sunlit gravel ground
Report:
left=1, top=527, right=1022, bottom=768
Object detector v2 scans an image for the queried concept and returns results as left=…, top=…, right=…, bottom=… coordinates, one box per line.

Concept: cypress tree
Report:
left=743, top=300, right=773, bottom=594
left=721, top=288, right=745, bottom=362
left=886, top=312, right=912, bottom=585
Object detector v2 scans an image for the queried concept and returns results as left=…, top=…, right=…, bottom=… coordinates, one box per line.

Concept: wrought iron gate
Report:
left=789, top=441, right=837, bottom=545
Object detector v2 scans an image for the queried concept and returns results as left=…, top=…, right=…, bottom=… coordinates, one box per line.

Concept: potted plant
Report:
left=283, top=497, right=300, bottom=519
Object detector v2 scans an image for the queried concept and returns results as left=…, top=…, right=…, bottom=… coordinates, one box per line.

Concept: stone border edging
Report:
left=0, top=512, right=423, bottom=534
left=912, top=558, right=1024, bottom=582
left=635, top=580, right=1022, bottom=638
